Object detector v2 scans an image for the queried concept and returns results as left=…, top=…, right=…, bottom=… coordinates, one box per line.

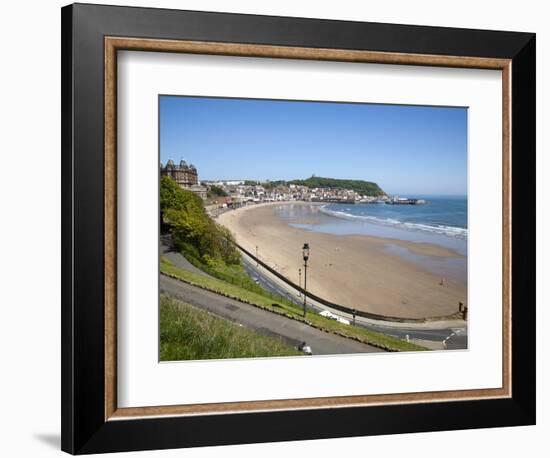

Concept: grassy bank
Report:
left=160, top=256, right=427, bottom=352
left=161, top=175, right=281, bottom=298
left=160, top=294, right=302, bottom=361
left=178, top=241, right=271, bottom=295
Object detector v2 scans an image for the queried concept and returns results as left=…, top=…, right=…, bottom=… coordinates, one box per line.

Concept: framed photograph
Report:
left=61, top=3, right=536, bottom=454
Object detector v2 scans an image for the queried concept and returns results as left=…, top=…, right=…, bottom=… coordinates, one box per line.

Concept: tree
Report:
left=160, top=176, right=240, bottom=265
left=288, top=176, right=385, bottom=196
left=207, top=185, right=228, bottom=198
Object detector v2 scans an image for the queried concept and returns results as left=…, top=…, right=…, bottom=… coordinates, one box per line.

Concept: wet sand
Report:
left=217, top=202, right=467, bottom=319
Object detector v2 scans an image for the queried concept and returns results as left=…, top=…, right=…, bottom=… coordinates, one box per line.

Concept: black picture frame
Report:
left=61, top=3, right=536, bottom=454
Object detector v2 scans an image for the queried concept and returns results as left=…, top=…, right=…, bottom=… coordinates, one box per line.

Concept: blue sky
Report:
left=160, top=96, right=467, bottom=195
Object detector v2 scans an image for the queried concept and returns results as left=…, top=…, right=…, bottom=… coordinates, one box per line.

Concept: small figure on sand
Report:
left=439, top=277, right=447, bottom=286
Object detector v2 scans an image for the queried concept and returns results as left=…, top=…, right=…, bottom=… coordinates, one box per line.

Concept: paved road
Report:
left=160, top=235, right=466, bottom=350
left=443, top=330, right=468, bottom=350
left=241, top=254, right=468, bottom=349
left=242, top=257, right=303, bottom=306
left=160, top=274, right=382, bottom=355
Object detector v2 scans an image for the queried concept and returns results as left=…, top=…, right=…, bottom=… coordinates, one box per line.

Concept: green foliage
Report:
left=161, top=257, right=428, bottom=353
left=160, top=294, right=301, bottom=361
left=289, top=176, right=385, bottom=196
left=161, top=176, right=240, bottom=265
left=160, top=175, right=203, bottom=211
left=243, top=176, right=386, bottom=196
left=207, top=185, right=228, bottom=198
left=262, top=181, right=285, bottom=190
left=243, top=180, right=260, bottom=186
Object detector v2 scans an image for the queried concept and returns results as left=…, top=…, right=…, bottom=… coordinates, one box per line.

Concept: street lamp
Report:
left=298, top=268, right=302, bottom=297
left=302, top=243, right=310, bottom=318
left=255, top=245, right=259, bottom=267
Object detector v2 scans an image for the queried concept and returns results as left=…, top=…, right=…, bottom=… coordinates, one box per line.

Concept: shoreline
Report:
left=216, top=201, right=467, bottom=319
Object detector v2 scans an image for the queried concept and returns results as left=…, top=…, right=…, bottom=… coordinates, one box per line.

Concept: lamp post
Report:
left=302, top=243, right=310, bottom=318
left=298, top=268, right=302, bottom=297
left=255, top=245, right=259, bottom=267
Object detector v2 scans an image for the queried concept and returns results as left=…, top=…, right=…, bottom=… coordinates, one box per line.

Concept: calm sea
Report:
left=322, top=196, right=467, bottom=238
left=276, top=196, right=468, bottom=257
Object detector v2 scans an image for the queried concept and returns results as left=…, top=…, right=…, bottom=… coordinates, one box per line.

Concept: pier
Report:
left=386, top=197, right=426, bottom=205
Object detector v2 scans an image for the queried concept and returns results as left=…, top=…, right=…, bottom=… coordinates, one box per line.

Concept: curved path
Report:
left=241, top=253, right=467, bottom=349
left=160, top=235, right=465, bottom=350
left=160, top=274, right=382, bottom=356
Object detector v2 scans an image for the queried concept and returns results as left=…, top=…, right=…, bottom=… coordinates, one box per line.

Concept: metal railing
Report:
left=236, top=242, right=463, bottom=324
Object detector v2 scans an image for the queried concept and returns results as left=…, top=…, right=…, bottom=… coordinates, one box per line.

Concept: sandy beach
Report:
left=217, top=202, right=467, bottom=319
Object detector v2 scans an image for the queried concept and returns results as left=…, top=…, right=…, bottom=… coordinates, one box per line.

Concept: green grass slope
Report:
left=161, top=257, right=427, bottom=353
left=160, top=294, right=302, bottom=361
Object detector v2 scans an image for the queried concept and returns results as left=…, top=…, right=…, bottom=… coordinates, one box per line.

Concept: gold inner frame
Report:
left=104, top=37, right=512, bottom=421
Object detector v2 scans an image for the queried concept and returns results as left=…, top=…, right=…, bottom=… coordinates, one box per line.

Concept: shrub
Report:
left=160, top=176, right=240, bottom=265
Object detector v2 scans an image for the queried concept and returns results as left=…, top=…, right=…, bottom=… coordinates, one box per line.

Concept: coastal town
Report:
left=158, top=158, right=467, bottom=356
left=160, top=159, right=426, bottom=213
left=202, top=180, right=387, bottom=206
left=156, top=96, right=468, bottom=363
